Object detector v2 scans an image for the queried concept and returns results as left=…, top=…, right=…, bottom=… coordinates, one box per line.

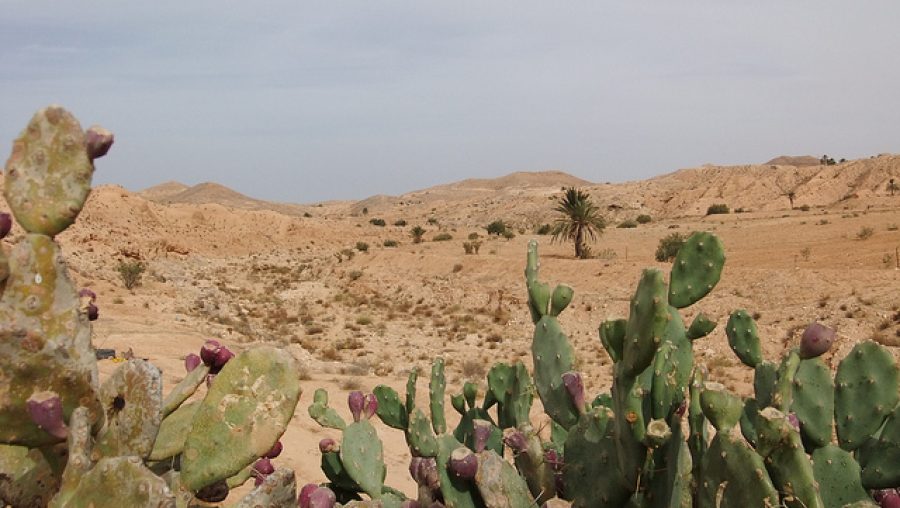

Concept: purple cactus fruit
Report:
left=26, top=391, right=68, bottom=439
left=881, top=491, right=900, bottom=508
left=318, top=438, right=338, bottom=454
left=0, top=212, right=11, bottom=239
left=195, top=480, right=229, bottom=503
left=252, top=457, right=275, bottom=486
left=86, top=303, right=99, bottom=321
left=544, top=449, right=563, bottom=472
left=363, top=392, right=378, bottom=420
left=562, top=371, right=585, bottom=413
left=85, top=125, right=114, bottom=160
left=787, top=413, right=801, bottom=432
left=799, top=322, right=835, bottom=359
left=502, top=428, right=528, bottom=454
left=200, top=340, right=221, bottom=366
left=213, top=346, right=234, bottom=370
left=78, top=288, right=97, bottom=302
left=348, top=391, right=365, bottom=422
left=264, top=440, right=283, bottom=459
left=409, top=456, right=424, bottom=482
left=184, top=353, right=201, bottom=373
left=448, top=447, right=478, bottom=480
left=307, top=487, right=337, bottom=508
left=421, top=457, right=441, bottom=491
left=472, top=419, right=492, bottom=453
left=298, top=483, right=319, bottom=508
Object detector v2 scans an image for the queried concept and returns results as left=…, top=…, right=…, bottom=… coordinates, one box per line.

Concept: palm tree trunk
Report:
left=575, top=226, right=584, bottom=259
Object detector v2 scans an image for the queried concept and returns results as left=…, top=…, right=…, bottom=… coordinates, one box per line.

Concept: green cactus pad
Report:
left=649, top=413, right=693, bottom=508
left=435, top=434, right=483, bottom=508
left=94, top=359, right=163, bottom=459
left=668, top=232, right=725, bottom=309
left=753, top=361, right=778, bottom=408
left=791, top=357, right=834, bottom=450
left=406, top=408, right=438, bottom=457
left=4, top=105, right=95, bottom=236
left=549, top=284, right=574, bottom=317
left=405, top=368, right=418, bottom=416
left=486, top=362, right=533, bottom=429
left=50, top=407, right=92, bottom=508
left=341, top=420, right=386, bottom=499
left=160, top=363, right=209, bottom=419
left=473, top=449, right=535, bottom=508
left=688, top=367, right=708, bottom=480
left=0, top=235, right=102, bottom=447
left=622, top=269, right=669, bottom=377
left=859, top=404, right=900, bottom=488
left=321, top=449, right=361, bottom=492
left=309, top=388, right=347, bottom=430
left=598, top=318, right=626, bottom=363
left=524, top=240, right=550, bottom=323
left=430, top=358, right=448, bottom=434
left=510, top=430, right=556, bottom=504
left=374, top=385, right=407, bottom=430
left=773, top=349, right=800, bottom=412
left=563, top=406, right=630, bottom=507
left=651, top=307, right=692, bottom=420
left=0, top=444, right=60, bottom=507
left=811, top=445, right=870, bottom=508
left=698, top=427, right=778, bottom=508
left=700, top=382, right=744, bottom=432
left=148, top=401, right=200, bottom=461
left=739, top=398, right=760, bottom=448
left=725, top=309, right=763, bottom=368
left=180, top=347, right=301, bottom=492
left=754, top=407, right=824, bottom=508
left=453, top=409, right=502, bottom=455
left=532, top=315, right=579, bottom=429
left=56, top=456, right=175, bottom=508
left=835, top=341, right=899, bottom=451
left=686, top=313, right=717, bottom=341
left=233, top=468, right=297, bottom=508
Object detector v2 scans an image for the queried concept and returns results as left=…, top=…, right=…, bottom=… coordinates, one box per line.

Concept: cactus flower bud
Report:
left=363, top=392, right=378, bottom=420
left=307, top=487, right=337, bottom=508
left=252, top=458, right=274, bottom=486
left=213, top=346, right=234, bottom=370
left=502, top=428, right=528, bottom=453
left=86, top=303, right=99, bottom=321
left=472, top=419, right=492, bottom=453
left=799, top=322, right=835, bottom=359
left=195, top=480, right=229, bottom=503
left=0, top=213, right=11, bottom=239
left=264, top=440, right=283, bottom=459
left=26, top=391, right=68, bottom=439
left=318, top=438, right=338, bottom=454
left=184, top=353, right=201, bottom=373
left=200, top=340, right=221, bottom=366
left=298, top=484, right=319, bottom=508
left=348, top=391, right=365, bottom=422
left=448, top=447, right=478, bottom=480
left=85, top=125, right=114, bottom=160
left=562, top=371, right=585, bottom=413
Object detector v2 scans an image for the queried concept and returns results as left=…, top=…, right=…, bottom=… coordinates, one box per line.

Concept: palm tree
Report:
left=551, top=188, right=606, bottom=259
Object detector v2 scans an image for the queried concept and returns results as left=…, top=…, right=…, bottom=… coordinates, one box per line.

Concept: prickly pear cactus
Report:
left=56, top=456, right=175, bottom=508
left=93, top=359, right=163, bottom=459
left=180, top=347, right=301, bottom=491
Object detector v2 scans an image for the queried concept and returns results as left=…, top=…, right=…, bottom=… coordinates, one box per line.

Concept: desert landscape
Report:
left=10, top=152, right=897, bottom=497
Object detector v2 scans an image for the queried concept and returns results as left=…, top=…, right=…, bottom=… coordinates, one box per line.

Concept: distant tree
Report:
left=486, top=220, right=510, bottom=236
left=410, top=226, right=426, bottom=244
left=820, top=155, right=836, bottom=166
left=889, top=178, right=897, bottom=197
left=786, top=190, right=796, bottom=209
left=551, top=188, right=606, bottom=259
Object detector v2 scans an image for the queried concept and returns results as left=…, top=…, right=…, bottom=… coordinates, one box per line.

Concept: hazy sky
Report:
left=2, top=2, right=899, bottom=203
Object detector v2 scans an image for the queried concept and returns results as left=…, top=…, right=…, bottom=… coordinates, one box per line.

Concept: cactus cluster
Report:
left=0, top=106, right=303, bottom=507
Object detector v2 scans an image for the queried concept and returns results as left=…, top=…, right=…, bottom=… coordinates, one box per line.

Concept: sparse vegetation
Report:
left=432, top=232, right=453, bottom=242
left=355, top=241, right=369, bottom=252
left=636, top=214, right=652, bottom=224
left=383, top=239, right=398, bottom=247
left=856, top=226, right=875, bottom=240
left=411, top=226, right=426, bottom=243
left=655, top=232, right=687, bottom=262
left=706, top=203, right=730, bottom=215
left=393, top=219, right=407, bottom=226
left=427, top=217, right=439, bottom=225
left=501, top=229, right=515, bottom=240
left=462, top=241, right=482, bottom=255
left=535, top=223, right=552, bottom=235
left=617, top=219, right=638, bottom=229
left=369, top=218, right=386, bottom=226
left=486, top=220, right=510, bottom=236
left=550, top=187, right=607, bottom=259
left=116, top=260, right=146, bottom=290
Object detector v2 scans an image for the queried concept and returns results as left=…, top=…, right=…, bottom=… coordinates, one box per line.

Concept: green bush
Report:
left=636, top=214, right=652, bottom=224
left=462, top=241, right=482, bottom=255
left=535, top=224, right=552, bottom=235
left=369, top=218, right=386, bottom=226
left=411, top=226, right=426, bottom=244
left=432, top=233, right=453, bottom=242
left=468, top=232, right=481, bottom=240
left=355, top=241, right=369, bottom=252
left=116, top=260, right=146, bottom=290
left=655, top=232, right=687, bottom=262
left=383, top=239, right=398, bottom=247
left=427, top=217, right=439, bottom=225
left=486, top=220, right=509, bottom=236
left=502, top=229, right=515, bottom=240
left=393, top=219, right=407, bottom=227
left=617, top=219, right=638, bottom=229
left=706, top=204, right=730, bottom=215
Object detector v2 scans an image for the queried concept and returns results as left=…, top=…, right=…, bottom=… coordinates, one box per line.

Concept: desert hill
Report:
left=764, top=155, right=822, bottom=167
left=140, top=181, right=315, bottom=217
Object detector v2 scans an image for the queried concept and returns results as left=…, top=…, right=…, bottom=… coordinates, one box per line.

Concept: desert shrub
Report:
left=369, top=218, right=386, bottom=226
left=452, top=263, right=463, bottom=273
left=340, top=248, right=355, bottom=260
left=502, top=230, right=515, bottom=240
left=116, top=260, right=146, bottom=290
left=348, top=270, right=363, bottom=281
left=655, top=232, right=687, bottom=262
left=535, top=223, right=552, bottom=235
left=706, top=204, right=730, bottom=215
left=383, top=239, right=398, bottom=247
left=857, top=226, right=875, bottom=240
left=463, top=241, right=482, bottom=255
left=355, top=241, right=369, bottom=252
left=617, top=219, right=638, bottom=229
left=433, top=233, right=453, bottom=242
left=411, top=226, right=426, bottom=244
left=468, top=232, right=480, bottom=240
left=799, top=204, right=811, bottom=211
left=595, top=248, right=618, bottom=260
left=427, top=217, right=439, bottom=225
left=303, top=212, right=312, bottom=218
left=636, top=214, right=652, bottom=224
left=486, top=220, right=509, bottom=236
left=393, top=219, right=407, bottom=227
left=887, top=223, right=898, bottom=231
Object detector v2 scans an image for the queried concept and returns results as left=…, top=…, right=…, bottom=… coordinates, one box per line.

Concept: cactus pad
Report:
left=725, top=309, right=763, bottom=368
left=57, top=456, right=175, bottom=508
left=234, top=468, right=297, bottom=508
left=668, top=232, right=725, bottom=309
left=148, top=401, right=200, bottom=461
left=622, top=269, right=669, bottom=377
left=532, top=315, right=579, bottom=429
left=812, top=445, right=871, bottom=508
left=341, top=420, right=386, bottom=499
left=791, top=357, right=834, bottom=450
left=473, top=450, right=535, bottom=508
left=94, top=359, right=163, bottom=459
left=0, top=444, right=60, bottom=507
left=835, top=341, right=899, bottom=451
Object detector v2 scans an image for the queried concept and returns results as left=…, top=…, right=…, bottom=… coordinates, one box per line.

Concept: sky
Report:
left=2, top=2, right=899, bottom=203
